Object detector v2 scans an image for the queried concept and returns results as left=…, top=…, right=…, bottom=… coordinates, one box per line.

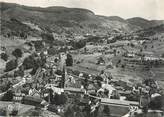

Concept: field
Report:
left=0, top=36, right=26, bottom=58
left=70, top=47, right=164, bottom=90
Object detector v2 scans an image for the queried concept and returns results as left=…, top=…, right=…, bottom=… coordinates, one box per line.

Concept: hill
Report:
left=1, top=18, right=41, bottom=37
left=127, top=17, right=164, bottom=29
left=135, top=24, right=164, bottom=37
left=0, top=2, right=164, bottom=40
left=0, top=2, right=108, bottom=36
left=1, top=2, right=164, bottom=38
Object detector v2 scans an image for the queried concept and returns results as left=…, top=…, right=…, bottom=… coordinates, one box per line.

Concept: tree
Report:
left=72, top=40, right=86, bottom=49
left=48, top=46, right=58, bottom=55
left=121, top=64, right=125, bottom=68
left=23, top=55, right=36, bottom=70
left=14, top=65, right=24, bottom=77
left=95, top=75, right=103, bottom=81
left=40, top=51, right=47, bottom=66
left=2, top=90, right=14, bottom=101
left=103, top=105, right=110, bottom=116
left=22, top=54, right=43, bottom=75
left=12, top=48, right=23, bottom=58
left=41, top=33, right=54, bottom=44
left=66, top=54, right=73, bottom=66
left=151, top=45, right=154, bottom=48
left=0, top=108, right=6, bottom=116
left=113, top=49, right=116, bottom=56
left=84, top=47, right=87, bottom=53
left=5, top=59, right=18, bottom=72
left=97, top=57, right=105, bottom=65
left=1, top=53, right=8, bottom=61
left=55, top=70, right=63, bottom=75
left=149, top=96, right=164, bottom=110
left=140, top=48, right=143, bottom=52
left=130, top=43, right=135, bottom=48
left=161, top=53, right=164, bottom=58
left=53, top=93, right=67, bottom=105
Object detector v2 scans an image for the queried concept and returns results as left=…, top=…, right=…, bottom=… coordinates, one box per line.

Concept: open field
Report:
left=70, top=49, right=164, bottom=90
left=0, top=36, right=26, bottom=58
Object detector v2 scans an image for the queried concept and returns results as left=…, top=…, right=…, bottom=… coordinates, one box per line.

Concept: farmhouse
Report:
left=142, top=52, right=160, bottom=61
left=144, top=56, right=159, bottom=61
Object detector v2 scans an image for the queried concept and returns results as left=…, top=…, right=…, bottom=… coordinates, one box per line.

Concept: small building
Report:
left=142, top=52, right=160, bottom=61
left=144, top=56, right=159, bottom=61
left=125, top=52, right=136, bottom=58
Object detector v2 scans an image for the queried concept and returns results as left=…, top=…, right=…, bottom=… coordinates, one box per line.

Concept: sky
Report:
left=1, top=0, right=164, bottom=20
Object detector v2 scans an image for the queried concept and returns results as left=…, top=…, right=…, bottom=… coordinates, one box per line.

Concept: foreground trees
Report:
left=1, top=53, right=8, bottom=61
left=4, top=48, right=23, bottom=72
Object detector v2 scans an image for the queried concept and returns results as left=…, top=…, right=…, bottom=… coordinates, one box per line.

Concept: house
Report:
left=144, top=56, right=159, bottom=61
left=142, top=52, right=159, bottom=61
left=52, top=33, right=63, bottom=40
left=125, top=52, right=136, bottom=58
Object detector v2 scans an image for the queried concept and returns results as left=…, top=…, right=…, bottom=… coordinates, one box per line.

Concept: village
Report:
left=1, top=1, right=164, bottom=116
left=0, top=29, right=164, bottom=117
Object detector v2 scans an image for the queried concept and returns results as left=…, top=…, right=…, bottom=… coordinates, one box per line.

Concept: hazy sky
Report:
left=2, top=0, right=164, bottom=20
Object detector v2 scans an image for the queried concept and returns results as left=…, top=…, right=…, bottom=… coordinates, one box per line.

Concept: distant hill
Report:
left=1, top=2, right=164, bottom=38
left=108, top=16, right=126, bottom=23
left=127, top=17, right=164, bottom=29
left=135, top=24, right=164, bottom=37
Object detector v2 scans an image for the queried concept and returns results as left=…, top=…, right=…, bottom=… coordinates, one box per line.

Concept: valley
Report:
left=0, top=2, right=164, bottom=117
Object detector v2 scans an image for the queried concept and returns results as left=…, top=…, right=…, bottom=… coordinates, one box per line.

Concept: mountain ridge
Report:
left=1, top=2, right=164, bottom=38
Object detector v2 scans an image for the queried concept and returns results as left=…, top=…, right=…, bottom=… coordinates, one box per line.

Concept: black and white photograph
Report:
left=0, top=0, right=164, bottom=116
